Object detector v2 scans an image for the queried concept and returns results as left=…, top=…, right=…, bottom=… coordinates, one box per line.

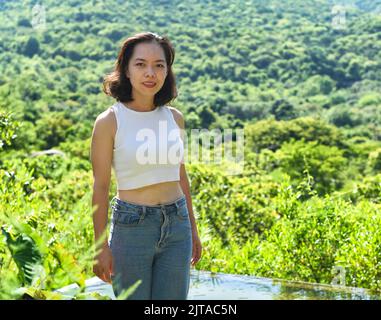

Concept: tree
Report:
left=328, top=107, right=362, bottom=127
left=270, top=99, right=298, bottom=120
left=17, top=18, right=32, bottom=28
left=275, top=140, right=348, bottom=195
left=198, top=105, right=217, bottom=129
left=35, top=113, right=73, bottom=149
left=245, top=117, right=346, bottom=153
left=301, top=75, right=335, bottom=97
left=22, top=37, right=40, bottom=57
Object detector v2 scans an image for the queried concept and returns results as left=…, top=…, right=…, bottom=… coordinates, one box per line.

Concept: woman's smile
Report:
left=142, top=81, right=157, bottom=88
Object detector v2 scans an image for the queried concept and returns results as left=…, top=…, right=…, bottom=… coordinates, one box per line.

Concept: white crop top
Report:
left=110, top=101, right=184, bottom=190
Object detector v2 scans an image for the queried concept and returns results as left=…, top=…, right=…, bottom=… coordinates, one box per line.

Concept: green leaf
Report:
left=1, top=227, right=42, bottom=285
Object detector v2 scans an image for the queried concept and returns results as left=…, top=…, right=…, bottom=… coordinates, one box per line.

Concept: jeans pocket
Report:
left=114, top=205, right=144, bottom=226
left=176, top=203, right=189, bottom=220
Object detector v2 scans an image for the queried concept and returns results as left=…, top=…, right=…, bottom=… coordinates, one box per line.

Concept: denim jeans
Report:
left=108, top=194, right=193, bottom=300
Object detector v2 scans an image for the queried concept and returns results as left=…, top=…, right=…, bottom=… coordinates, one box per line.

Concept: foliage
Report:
left=0, top=111, right=20, bottom=151
left=0, top=0, right=381, bottom=132
left=244, top=116, right=348, bottom=153
left=196, top=174, right=381, bottom=292
left=274, top=139, right=348, bottom=195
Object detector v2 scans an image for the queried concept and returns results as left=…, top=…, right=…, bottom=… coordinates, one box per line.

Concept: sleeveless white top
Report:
left=110, top=101, right=184, bottom=190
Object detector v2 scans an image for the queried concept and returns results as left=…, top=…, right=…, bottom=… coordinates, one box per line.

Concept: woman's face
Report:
left=126, top=41, right=168, bottom=99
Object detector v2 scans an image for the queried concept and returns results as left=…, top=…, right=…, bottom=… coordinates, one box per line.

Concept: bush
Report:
left=21, top=37, right=40, bottom=57
left=197, top=175, right=381, bottom=293
left=0, top=164, right=96, bottom=299
left=245, top=117, right=347, bottom=153
left=189, top=163, right=278, bottom=245
left=274, top=139, right=348, bottom=195
left=257, top=177, right=381, bottom=291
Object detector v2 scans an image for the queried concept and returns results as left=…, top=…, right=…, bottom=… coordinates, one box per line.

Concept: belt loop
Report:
left=139, top=206, right=147, bottom=222
left=141, top=206, right=146, bottom=219
left=176, top=194, right=185, bottom=209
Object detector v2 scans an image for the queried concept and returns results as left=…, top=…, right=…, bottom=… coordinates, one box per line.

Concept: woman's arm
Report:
left=90, top=110, right=115, bottom=283
left=90, top=112, right=114, bottom=250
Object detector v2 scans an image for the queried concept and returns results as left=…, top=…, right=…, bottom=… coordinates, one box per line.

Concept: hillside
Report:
left=0, top=0, right=380, bottom=147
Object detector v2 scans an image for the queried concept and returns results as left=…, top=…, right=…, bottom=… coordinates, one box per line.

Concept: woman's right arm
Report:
left=90, top=111, right=114, bottom=283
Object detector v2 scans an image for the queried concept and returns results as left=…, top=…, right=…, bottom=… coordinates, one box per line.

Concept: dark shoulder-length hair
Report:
left=103, top=32, right=178, bottom=107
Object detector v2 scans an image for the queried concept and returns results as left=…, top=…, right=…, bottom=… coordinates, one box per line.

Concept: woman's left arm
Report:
left=170, top=107, right=202, bottom=266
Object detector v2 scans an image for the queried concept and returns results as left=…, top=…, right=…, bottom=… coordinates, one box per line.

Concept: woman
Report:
left=90, top=32, right=202, bottom=300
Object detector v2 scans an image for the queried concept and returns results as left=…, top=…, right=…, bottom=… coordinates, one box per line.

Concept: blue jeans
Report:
left=108, top=194, right=193, bottom=300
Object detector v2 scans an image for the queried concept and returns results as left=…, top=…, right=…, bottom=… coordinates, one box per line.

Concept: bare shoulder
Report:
left=91, top=107, right=116, bottom=188
left=167, top=106, right=185, bottom=129
left=93, top=107, right=117, bottom=139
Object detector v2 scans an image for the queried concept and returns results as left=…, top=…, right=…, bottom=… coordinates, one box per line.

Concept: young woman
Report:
left=90, top=32, right=202, bottom=300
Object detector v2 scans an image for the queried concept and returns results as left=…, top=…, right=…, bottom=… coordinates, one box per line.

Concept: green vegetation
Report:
left=1, top=0, right=381, bottom=298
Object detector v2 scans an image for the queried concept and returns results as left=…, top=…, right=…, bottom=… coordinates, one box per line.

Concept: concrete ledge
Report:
left=56, top=269, right=381, bottom=300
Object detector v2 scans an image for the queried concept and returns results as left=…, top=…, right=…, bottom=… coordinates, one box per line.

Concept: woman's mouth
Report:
left=142, top=82, right=156, bottom=88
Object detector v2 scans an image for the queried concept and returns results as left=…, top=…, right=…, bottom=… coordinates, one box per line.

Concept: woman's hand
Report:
left=93, top=245, right=114, bottom=284
left=191, top=232, right=202, bottom=267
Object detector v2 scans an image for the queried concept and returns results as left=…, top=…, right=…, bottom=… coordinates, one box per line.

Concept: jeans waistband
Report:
left=110, top=194, right=186, bottom=211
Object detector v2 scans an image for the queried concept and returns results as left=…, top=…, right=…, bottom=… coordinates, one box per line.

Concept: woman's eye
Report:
left=136, top=63, right=165, bottom=68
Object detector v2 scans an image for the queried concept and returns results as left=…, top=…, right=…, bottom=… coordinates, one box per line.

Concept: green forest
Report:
left=1, top=0, right=381, bottom=299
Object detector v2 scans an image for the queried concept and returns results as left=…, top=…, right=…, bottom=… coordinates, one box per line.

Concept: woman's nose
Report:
left=145, top=66, right=155, bottom=77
